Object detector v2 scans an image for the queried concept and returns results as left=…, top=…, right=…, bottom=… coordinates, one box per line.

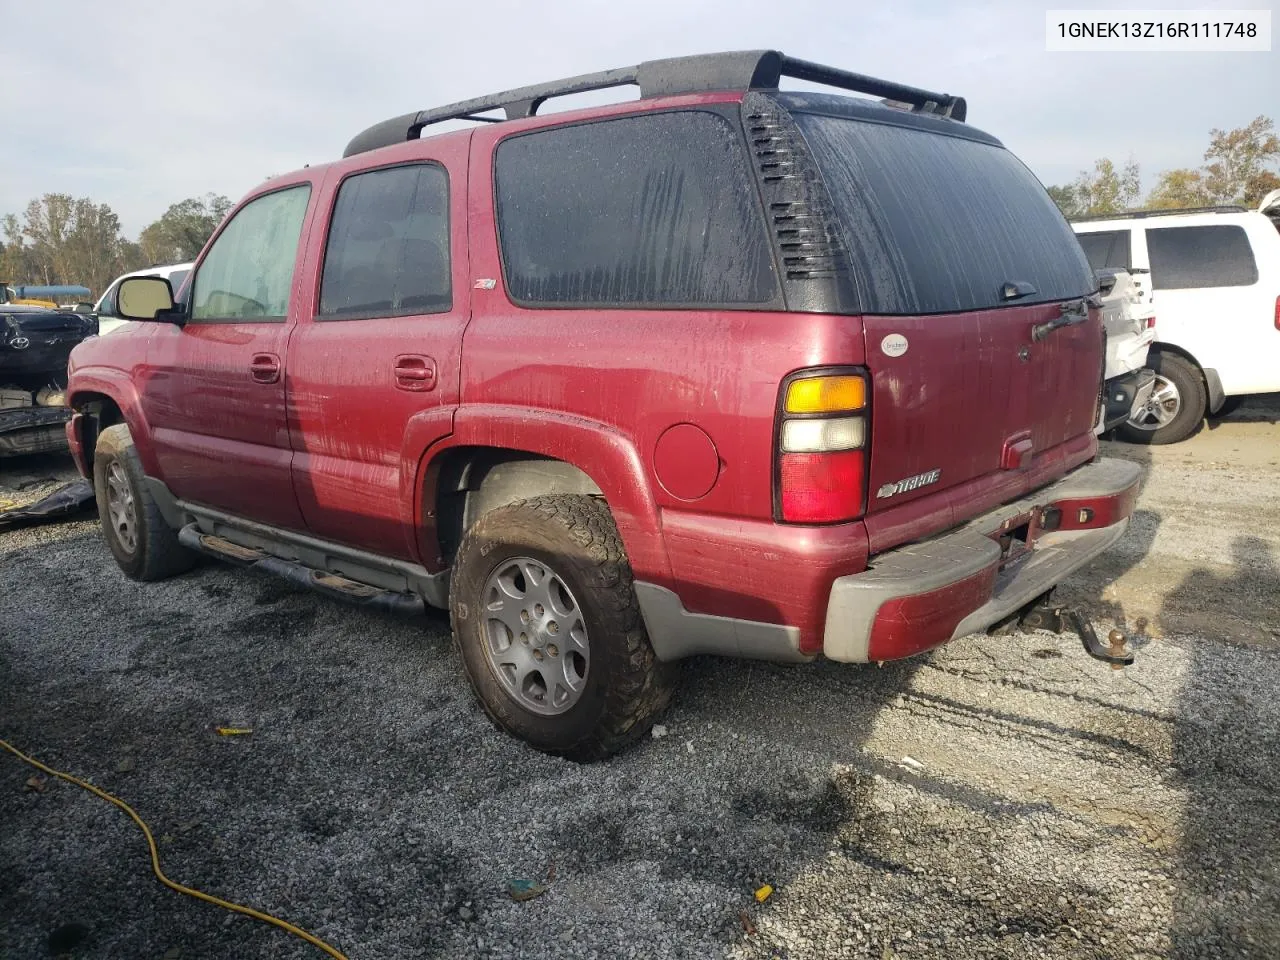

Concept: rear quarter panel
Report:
left=460, top=111, right=871, bottom=616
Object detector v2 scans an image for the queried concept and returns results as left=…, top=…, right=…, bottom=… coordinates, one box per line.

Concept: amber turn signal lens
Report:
left=785, top=375, right=866, bottom=414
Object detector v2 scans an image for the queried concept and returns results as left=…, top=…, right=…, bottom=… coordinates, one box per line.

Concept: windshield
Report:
left=793, top=113, right=1095, bottom=315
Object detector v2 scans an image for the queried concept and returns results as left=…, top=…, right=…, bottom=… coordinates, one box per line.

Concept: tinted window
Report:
left=191, top=185, right=310, bottom=321
left=1076, top=230, right=1131, bottom=271
left=319, top=165, right=451, bottom=318
left=1147, top=225, right=1258, bottom=290
left=495, top=111, right=776, bottom=306
left=167, top=269, right=191, bottom=302
left=794, top=114, right=1094, bottom=315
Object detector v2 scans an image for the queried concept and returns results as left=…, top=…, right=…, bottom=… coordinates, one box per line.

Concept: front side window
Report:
left=319, top=164, right=451, bottom=318
left=167, top=269, right=191, bottom=302
left=495, top=110, right=777, bottom=306
left=1076, top=230, right=1131, bottom=272
left=95, top=280, right=121, bottom=317
left=1146, top=224, right=1258, bottom=290
left=190, top=185, right=311, bottom=321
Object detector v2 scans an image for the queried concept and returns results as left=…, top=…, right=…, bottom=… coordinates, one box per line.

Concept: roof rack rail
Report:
left=1071, top=205, right=1247, bottom=223
left=344, top=50, right=966, bottom=157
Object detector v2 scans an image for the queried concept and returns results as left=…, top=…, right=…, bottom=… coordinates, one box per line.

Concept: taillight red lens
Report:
left=1146, top=316, right=1156, bottom=329
left=780, top=450, right=865, bottom=523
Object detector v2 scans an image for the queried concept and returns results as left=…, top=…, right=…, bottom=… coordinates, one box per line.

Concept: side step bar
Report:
left=179, top=524, right=426, bottom=617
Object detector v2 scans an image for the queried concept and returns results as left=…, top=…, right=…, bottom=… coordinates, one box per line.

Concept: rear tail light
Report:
left=1146, top=316, right=1156, bottom=329
left=776, top=370, right=869, bottom=524
left=1274, top=296, right=1279, bottom=331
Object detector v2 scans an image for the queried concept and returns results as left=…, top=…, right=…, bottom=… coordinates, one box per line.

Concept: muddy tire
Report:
left=93, top=424, right=196, bottom=581
left=1117, top=352, right=1205, bottom=446
left=449, top=495, right=673, bottom=761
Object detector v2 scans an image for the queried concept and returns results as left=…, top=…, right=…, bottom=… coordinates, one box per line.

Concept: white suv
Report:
left=1073, top=191, right=1280, bottom=444
left=93, top=262, right=193, bottom=336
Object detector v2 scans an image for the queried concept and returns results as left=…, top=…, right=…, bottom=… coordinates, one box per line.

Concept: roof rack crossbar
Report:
left=773, top=55, right=965, bottom=121
left=1071, top=205, right=1247, bottom=222
left=343, top=50, right=966, bottom=157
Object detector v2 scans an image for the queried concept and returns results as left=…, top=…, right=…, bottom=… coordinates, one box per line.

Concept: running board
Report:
left=178, top=524, right=426, bottom=617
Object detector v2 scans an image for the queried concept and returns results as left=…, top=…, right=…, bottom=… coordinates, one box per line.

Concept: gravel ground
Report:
left=2, top=399, right=1278, bottom=960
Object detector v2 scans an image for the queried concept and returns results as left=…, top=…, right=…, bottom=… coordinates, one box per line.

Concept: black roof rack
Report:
left=1071, top=205, right=1247, bottom=223
left=344, top=50, right=967, bottom=158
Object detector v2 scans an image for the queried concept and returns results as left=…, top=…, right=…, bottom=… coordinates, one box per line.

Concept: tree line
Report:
left=3, top=116, right=1276, bottom=296
left=0, top=193, right=231, bottom=296
left=1047, top=115, right=1279, bottom=218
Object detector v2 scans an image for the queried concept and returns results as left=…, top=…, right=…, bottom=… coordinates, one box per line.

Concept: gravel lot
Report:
left=2, top=400, right=1278, bottom=960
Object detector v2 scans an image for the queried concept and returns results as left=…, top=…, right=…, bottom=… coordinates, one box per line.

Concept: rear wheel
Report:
left=93, top=424, right=197, bottom=581
left=449, top=495, right=672, bottom=761
left=1118, top=352, right=1205, bottom=445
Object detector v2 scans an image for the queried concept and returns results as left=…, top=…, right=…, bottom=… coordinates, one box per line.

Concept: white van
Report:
left=93, top=262, right=193, bottom=336
left=1073, top=191, right=1280, bottom=443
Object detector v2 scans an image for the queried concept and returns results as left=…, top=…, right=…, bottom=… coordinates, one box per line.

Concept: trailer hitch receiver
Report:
left=1020, top=597, right=1134, bottom=666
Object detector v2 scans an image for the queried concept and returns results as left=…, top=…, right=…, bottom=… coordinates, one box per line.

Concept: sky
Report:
left=3, top=0, right=1276, bottom=239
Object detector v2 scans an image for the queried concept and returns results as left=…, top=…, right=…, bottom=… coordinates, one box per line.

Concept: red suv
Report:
left=65, top=51, right=1140, bottom=759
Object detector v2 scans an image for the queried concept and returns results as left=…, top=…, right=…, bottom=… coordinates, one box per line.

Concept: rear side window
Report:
left=495, top=111, right=777, bottom=306
left=1146, top=225, right=1258, bottom=290
left=793, top=114, right=1094, bottom=315
left=319, top=164, right=451, bottom=318
left=1076, top=230, right=1131, bottom=271
left=191, top=185, right=311, bottom=321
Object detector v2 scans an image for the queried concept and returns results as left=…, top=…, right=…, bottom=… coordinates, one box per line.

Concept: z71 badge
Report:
left=876, top=468, right=942, bottom=500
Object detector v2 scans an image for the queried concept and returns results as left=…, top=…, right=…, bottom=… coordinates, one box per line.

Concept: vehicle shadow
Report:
left=1205, top=393, right=1280, bottom=431
left=1164, top=535, right=1280, bottom=958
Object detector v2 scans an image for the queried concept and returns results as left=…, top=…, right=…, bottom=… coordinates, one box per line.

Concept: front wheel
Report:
left=448, top=495, right=673, bottom=761
left=1117, top=352, right=1205, bottom=445
left=93, top=424, right=197, bottom=581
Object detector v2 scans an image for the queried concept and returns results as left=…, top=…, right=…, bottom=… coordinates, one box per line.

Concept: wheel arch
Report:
left=413, top=407, right=672, bottom=587
left=431, top=447, right=604, bottom=563
left=1148, top=343, right=1220, bottom=414
left=66, top=387, right=127, bottom=477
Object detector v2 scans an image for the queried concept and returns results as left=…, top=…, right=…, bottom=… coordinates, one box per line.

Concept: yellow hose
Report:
left=1, top=738, right=348, bottom=960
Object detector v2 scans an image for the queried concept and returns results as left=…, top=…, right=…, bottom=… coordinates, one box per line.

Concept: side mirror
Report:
left=1094, top=270, right=1118, bottom=296
left=73, top=302, right=96, bottom=314
left=117, top=276, right=178, bottom=321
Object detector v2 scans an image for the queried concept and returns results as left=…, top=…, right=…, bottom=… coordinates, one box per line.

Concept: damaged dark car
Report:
left=1, top=301, right=98, bottom=457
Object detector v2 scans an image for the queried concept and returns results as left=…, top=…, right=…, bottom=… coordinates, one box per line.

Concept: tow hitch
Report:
left=1019, top=593, right=1134, bottom=666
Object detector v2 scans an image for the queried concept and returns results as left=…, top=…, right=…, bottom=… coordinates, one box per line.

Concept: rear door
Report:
left=286, top=139, right=470, bottom=560
left=141, top=182, right=315, bottom=528
left=1141, top=221, right=1273, bottom=393
left=792, top=111, right=1100, bottom=512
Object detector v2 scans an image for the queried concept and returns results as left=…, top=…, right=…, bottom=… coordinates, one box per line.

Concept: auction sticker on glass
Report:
left=1046, top=9, right=1271, bottom=51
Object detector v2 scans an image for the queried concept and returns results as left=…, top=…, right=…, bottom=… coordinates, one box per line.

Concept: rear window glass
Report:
left=793, top=114, right=1094, bottom=315
left=494, top=111, right=777, bottom=306
left=1146, top=225, right=1258, bottom=290
left=1076, top=230, right=1131, bottom=271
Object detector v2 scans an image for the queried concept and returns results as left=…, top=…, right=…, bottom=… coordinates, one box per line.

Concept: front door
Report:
left=286, top=142, right=470, bottom=561
left=141, top=181, right=315, bottom=529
